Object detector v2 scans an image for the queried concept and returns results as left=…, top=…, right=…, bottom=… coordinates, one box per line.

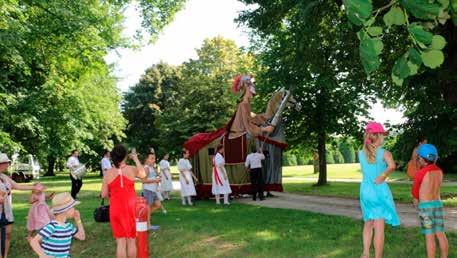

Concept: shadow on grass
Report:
left=6, top=176, right=457, bottom=257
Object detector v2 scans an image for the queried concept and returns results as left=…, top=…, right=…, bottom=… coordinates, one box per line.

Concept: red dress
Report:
left=108, top=171, right=137, bottom=238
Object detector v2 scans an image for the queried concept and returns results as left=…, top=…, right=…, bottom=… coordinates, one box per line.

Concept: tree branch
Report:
left=373, top=0, right=398, bottom=15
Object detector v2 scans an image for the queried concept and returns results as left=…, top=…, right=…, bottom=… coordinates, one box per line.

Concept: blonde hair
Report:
left=363, top=133, right=384, bottom=163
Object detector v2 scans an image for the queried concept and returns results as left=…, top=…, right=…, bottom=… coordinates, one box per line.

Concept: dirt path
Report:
left=237, top=192, right=457, bottom=232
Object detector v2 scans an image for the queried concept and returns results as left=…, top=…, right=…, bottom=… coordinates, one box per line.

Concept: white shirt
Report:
left=159, top=160, right=170, bottom=171
left=214, top=153, right=225, bottom=168
left=101, top=157, right=112, bottom=173
left=245, top=153, right=265, bottom=169
left=67, top=156, right=80, bottom=169
left=178, top=158, right=192, bottom=171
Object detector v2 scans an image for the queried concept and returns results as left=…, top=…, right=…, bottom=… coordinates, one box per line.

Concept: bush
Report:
left=333, top=150, right=344, bottom=164
left=326, top=150, right=335, bottom=164
left=339, top=141, right=355, bottom=163
left=297, top=155, right=307, bottom=165
left=282, top=152, right=298, bottom=166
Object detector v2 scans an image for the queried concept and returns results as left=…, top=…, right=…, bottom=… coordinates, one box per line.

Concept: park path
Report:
left=284, top=177, right=457, bottom=186
left=236, top=192, right=457, bottom=232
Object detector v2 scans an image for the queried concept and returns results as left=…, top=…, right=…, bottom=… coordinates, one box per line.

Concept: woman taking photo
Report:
left=101, top=145, right=146, bottom=258
left=359, top=122, right=400, bottom=258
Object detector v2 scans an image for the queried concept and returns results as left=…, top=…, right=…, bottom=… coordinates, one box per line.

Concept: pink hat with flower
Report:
left=365, top=122, right=388, bottom=135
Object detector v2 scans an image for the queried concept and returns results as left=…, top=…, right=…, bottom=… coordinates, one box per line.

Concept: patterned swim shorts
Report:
left=418, top=200, right=445, bottom=235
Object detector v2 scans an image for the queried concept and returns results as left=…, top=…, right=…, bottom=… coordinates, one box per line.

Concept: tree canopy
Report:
left=0, top=0, right=185, bottom=174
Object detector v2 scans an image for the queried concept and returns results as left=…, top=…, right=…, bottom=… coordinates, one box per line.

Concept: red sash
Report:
left=212, top=157, right=223, bottom=186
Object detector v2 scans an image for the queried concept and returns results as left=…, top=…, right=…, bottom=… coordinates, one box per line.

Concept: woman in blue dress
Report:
left=359, top=122, right=400, bottom=258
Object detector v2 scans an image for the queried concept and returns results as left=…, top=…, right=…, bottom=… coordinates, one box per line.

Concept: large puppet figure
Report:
left=229, top=75, right=274, bottom=139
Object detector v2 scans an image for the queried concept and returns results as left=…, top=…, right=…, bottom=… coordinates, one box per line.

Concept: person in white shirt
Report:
left=212, top=144, right=232, bottom=205
left=67, top=150, right=82, bottom=199
left=245, top=147, right=265, bottom=201
left=159, top=154, right=173, bottom=200
left=178, top=149, right=198, bottom=206
left=100, top=150, right=112, bottom=177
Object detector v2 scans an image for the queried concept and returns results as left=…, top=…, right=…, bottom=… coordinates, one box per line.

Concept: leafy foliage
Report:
left=239, top=1, right=373, bottom=184
left=343, top=0, right=453, bottom=85
left=124, top=37, right=256, bottom=158
left=0, top=0, right=184, bottom=174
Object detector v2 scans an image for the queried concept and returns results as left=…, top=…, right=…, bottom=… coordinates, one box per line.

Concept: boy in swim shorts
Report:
left=412, top=143, right=448, bottom=258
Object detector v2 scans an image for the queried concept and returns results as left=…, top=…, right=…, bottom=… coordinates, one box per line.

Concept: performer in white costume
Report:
left=159, top=154, right=173, bottom=200
left=212, top=144, right=232, bottom=205
left=178, top=149, right=197, bottom=206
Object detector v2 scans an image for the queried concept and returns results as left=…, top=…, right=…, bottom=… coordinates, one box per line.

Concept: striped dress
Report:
left=39, top=220, right=77, bottom=258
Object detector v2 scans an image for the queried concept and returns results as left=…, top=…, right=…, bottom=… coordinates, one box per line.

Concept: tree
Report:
left=123, top=63, right=181, bottom=156
left=0, top=0, right=185, bottom=174
left=158, top=37, right=257, bottom=155
left=239, top=1, right=373, bottom=185
left=343, top=1, right=457, bottom=171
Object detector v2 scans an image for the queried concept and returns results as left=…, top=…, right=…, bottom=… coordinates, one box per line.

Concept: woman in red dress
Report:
left=101, top=145, right=146, bottom=258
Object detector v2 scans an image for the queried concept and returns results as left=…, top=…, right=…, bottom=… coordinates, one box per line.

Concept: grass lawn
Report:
left=280, top=164, right=457, bottom=207
left=7, top=174, right=456, bottom=257
left=171, top=163, right=457, bottom=181
left=281, top=163, right=457, bottom=181
left=283, top=181, right=457, bottom=207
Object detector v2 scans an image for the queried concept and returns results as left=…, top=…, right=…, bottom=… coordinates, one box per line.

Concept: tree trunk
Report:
left=45, top=155, right=56, bottom=176
left=316, top=131, right=327, bottom=185
left=313, top=151, right=319, bottom=174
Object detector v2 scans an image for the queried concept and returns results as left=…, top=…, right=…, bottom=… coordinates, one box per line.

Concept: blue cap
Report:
left=417, top=144, right=438, bottom=162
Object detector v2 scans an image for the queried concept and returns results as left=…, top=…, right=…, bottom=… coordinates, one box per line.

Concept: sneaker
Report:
left=224, top=202, right=230, bottom=205
left=149, top=225, right=160, bottom=231
left=162, top=209, right=167, bottom=214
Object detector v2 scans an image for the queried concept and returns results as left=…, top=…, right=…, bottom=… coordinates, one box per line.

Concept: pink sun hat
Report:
left=365, top=122, right=388, bottom=135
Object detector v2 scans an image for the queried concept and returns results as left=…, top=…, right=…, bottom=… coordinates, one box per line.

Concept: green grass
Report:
left=283, top=181, right=457, bottom=207
left=170, top=163, right=457, bottom=181
left=280, top=164, right=457, bottom=207
left=282, top=164, right=408, bottom=181
left=7, top=174, right=457, bottom=257
left=281, top=163, right=457, bottom=181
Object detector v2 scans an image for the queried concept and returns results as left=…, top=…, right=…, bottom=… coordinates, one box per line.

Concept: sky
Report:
left=105, top=0, right=404, bottom=125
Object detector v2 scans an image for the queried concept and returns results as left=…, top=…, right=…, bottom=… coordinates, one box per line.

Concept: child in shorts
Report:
left=142, top=152, right=166, bottom=231
left=412, top=144, right=448, bottom=258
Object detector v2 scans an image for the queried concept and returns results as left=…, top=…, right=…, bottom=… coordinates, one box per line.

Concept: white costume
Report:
left=159, top=159, right=173, bottom=192
left=101, top=157, right=112, bottom=176
left=211, top=153, right=232, bottom=195
left=178, top=158, right=196, bottom=197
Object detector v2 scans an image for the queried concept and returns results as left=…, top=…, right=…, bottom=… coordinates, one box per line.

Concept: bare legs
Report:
left=362, top=219, right=384, bottom=258
left=116, top=238, right=136, bottom=258
left=425, top=232, right=448, bottom=258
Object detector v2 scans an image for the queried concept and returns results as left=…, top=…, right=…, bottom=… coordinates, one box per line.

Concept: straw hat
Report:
left=51, top=192, right=80, bottom=214
left=0, top=153, right=11, bottom=164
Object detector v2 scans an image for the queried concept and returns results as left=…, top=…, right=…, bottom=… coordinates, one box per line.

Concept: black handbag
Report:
left=93, top=199, right=110, bottom=222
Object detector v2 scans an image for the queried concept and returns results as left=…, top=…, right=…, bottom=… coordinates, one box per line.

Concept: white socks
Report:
left=223, top=194, right=229, bottom=205
left=182, top=196, right=193, bottom=205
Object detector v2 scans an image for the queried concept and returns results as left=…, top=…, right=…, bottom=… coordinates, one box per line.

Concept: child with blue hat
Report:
left=411, top=143, right=448, bottom=258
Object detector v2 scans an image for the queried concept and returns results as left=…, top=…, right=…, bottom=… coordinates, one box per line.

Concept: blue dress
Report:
left=359, top=148, right=400, bottom=226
